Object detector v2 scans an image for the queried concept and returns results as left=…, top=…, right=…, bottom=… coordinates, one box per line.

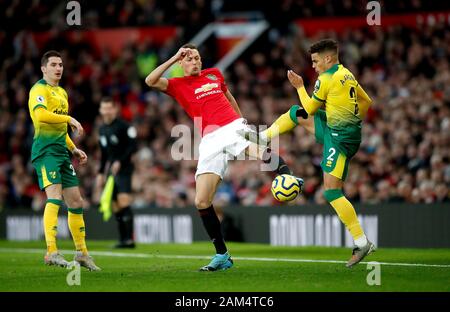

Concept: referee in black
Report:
left=96, top=97, right=137, bottom=248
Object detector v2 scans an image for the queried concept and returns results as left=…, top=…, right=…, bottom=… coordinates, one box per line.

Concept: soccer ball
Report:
left=271, top=174, right=301, bottom=202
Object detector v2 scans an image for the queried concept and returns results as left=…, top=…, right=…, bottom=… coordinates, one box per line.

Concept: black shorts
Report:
left=113, top=173, right=132, bottom=198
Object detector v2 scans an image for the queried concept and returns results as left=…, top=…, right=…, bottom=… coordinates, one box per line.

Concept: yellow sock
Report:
left=43, top=199, right=62, bottom=254
left=68, top=208, right=88, bottom=255
left=324, top=189, right=365, bottom=240
left=262, top=106, right=299, bottom=140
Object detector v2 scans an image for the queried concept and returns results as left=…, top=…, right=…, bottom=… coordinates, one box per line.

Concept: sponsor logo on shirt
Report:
left=53, top=109, right=68, bottom=115
left=194, top=83, right=219, bottom=94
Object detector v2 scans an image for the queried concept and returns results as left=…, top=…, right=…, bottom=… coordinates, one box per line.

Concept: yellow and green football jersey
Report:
left=312, top=64, right=361, bottom=130
left=28, top=79, right=70, bottom=161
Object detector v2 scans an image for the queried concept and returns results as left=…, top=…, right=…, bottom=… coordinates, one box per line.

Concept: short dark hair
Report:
left=308, top=39, right=338, bottom=55
left=181, top=43, right=198, bottom=50
left=100, top=96, right=115, bottom=105
left=41, top=50, right=62, bottom=66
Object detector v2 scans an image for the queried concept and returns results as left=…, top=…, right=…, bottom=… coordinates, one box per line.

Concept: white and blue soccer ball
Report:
left=271, top=174, right=301, bottom=202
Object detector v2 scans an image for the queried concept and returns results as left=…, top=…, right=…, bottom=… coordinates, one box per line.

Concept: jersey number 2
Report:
left=327, top=148, right=336, bottom=162
left=349, top=87, right=359, bottom=115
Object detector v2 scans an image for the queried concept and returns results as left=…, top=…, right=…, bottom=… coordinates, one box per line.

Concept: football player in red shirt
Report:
left=145, top=44, right=303, bottom=271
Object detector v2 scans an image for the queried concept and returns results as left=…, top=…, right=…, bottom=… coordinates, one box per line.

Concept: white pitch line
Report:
left=1, top=248, right=449, bottom=268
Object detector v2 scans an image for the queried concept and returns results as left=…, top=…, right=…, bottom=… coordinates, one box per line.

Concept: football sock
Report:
left=324, top=189, right=367, bottom=247
left=198, top=205, right=227, bottom=254
left=68, top=208, right=88, bottom=255
left=261, top=105, right=300, bottom=141
left=43, top=199, right=62, bottom=254
left=115, top=209, right=127, bottom=242
left=262, top=148, right=292, bottom=175
left=120, top=206, right=134, bottom=242
left=354, top=234, right=368, bottom=248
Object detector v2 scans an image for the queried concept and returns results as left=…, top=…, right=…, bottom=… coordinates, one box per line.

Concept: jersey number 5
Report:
left=349, top=87, right=359, bottom=115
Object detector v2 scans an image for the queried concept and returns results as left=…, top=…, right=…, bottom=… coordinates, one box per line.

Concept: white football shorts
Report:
left=196, top=118, right=251, bottom=180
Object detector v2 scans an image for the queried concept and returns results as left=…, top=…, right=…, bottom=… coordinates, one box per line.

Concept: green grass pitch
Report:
left=0, top=240, right=449, bottom=292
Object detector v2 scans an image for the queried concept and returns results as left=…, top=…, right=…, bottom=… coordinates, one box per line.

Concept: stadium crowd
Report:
left=3, top=0, right=449, bottom=31
left=0, top=2, right=449, bottom=210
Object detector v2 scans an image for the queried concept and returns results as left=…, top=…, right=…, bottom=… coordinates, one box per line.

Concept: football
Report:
left=271, top=174, right=301, bottom=202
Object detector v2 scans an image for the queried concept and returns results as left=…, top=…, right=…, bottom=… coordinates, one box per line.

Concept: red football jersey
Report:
left=165, top=68, right=240, bottom=136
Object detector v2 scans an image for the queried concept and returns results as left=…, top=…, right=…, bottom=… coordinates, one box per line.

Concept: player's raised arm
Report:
left=145, top=47, right=190, bottom=92
left=287, top=70, right=322, bottom=115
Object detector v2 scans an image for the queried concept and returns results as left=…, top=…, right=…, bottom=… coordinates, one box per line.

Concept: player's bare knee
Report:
left=323, top=173, right=343, bottom=190
left=195, top=197, right=212, bottom=209
left=67, top=197, right=84, bottom=208
left=47, top=194, right=63, bottom=201
left=45, top=184, right=62, bottom=200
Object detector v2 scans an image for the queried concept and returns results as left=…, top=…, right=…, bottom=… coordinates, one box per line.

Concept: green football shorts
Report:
left=314, top=110, right=361, bottom=181
left=32, top=153, right=79, bottom=190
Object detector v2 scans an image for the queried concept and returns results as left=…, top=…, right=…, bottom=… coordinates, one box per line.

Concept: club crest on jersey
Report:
left=314, top=80, right=321, bottom=93
left=206, top=74, right=218, bottom=81
left=195, top=83, right=218, bottom=94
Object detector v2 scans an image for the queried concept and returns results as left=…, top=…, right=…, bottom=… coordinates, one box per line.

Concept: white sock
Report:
left=354, top=234, right=368, bottom=248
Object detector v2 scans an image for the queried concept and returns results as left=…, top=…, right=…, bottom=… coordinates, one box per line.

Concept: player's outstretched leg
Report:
left=324, top=188, right=375, bottom=267
left=236, top=127, right=269, bottom=146
left=237, top=105, right=308, bottom=145
left=260, top=147, right=305, bottom=194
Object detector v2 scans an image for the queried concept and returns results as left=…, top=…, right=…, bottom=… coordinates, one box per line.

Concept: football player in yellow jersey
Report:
left=239, top=39, right=375, bottom=267
left=28, top=51, right=100, bottom=270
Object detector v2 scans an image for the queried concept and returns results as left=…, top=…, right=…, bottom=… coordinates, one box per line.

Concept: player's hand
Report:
left=173, top=47, right=191, bottom=62
left=287, top=70, right=304, bottom=89
left=73, top=148, right=88, bottom=165
left=111, top=160, right=121, bottom=176
left=69, top=117, right=84, bottom=137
